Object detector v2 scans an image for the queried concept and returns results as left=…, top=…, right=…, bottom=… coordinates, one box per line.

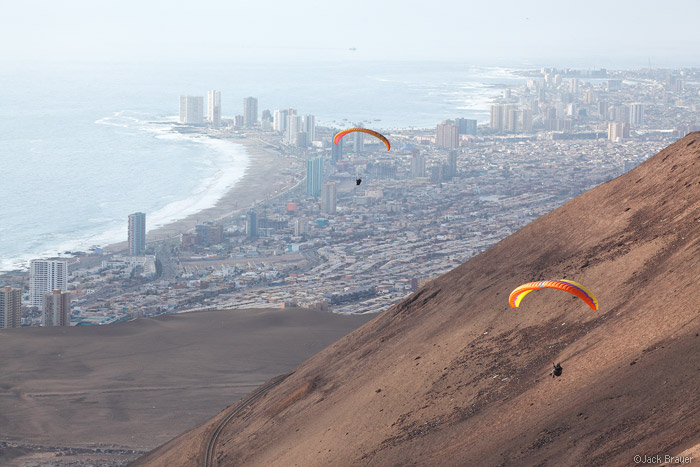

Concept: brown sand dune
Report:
left=0, top=308, right=372, bottom=463
left=137, top=133, right=700, bottom=466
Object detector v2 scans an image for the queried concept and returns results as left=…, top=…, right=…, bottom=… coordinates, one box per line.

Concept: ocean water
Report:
left=0, top=61, right=525, bottom=271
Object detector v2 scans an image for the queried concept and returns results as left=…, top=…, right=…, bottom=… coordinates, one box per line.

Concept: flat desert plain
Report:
left=0, top=308, right=373, bottom=465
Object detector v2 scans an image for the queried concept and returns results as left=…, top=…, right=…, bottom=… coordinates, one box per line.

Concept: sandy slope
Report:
left=137, top=133, right=700, bottom=466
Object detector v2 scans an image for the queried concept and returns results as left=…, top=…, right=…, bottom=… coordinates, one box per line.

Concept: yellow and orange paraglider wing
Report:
left=508, top=280, right=598, bottom=311
left=558, top=280, right=598, bottom=310
left=333, top=128, right=391, bottom=151
left=509, top=281, right=545, bottom=308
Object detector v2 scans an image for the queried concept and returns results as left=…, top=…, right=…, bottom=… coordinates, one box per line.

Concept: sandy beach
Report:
left=105, top=135, right=301, bottom=253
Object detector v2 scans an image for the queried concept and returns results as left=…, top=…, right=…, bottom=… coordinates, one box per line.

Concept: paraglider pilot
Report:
left=356, top=178, right=362, bottom=186
left=551, top=362, right=563, bottom=378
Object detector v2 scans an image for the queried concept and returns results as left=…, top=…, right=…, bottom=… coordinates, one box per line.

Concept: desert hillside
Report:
left=137, top=133, right=700, bottom=467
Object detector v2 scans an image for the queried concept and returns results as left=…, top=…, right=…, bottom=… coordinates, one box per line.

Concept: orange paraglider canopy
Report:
left=508, top=280, right=598, bottom=311
left=334, top=128, right=390, bottom=151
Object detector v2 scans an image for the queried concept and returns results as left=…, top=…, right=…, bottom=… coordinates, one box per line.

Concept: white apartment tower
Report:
left=629, top=103, right=644, bottom=125
left=304, top=115, right=316, bottom=143
left=43, top=290, right=71, bottom=326
left=179, top=95, right=204, bottom=124
left=207, top=90, right=222, bottom=128
left=0, top=286, right=21, bottom=328
left=287, top=114, right=304, bottom=144
left=293, top=218, right=306, bottom=236
left=30, top=260, right=68, bottom=308
left=273, top=109, right=288, bottom=132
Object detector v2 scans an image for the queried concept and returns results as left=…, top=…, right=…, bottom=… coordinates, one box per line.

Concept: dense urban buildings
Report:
left=5, top=66, right=700, bottom=324
left=0, top=286, right=21, bottom=328
left=128, top=212, right=146, bottom=256
left=42, top=289, right=70, bottom=326
left=29, top=259, right=67, bottom=307
left=207, top=90, right=221, bottom=128
left=178, top=95, right=204, bottom=124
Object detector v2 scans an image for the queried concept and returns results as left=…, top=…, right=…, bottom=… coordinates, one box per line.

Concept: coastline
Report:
left=104, top=135, right=299, bottom=253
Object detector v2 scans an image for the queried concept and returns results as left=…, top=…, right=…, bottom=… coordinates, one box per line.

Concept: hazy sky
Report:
left=2, top=0, right=699, bottom=67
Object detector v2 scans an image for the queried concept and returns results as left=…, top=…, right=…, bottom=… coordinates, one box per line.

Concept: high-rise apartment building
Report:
left=430, top=165, right=443, bottom=184
left=354, top=130, right=364, bottom=153
left=286, top=114, right=304, bottom=145
left=207, top=90, right=221, bottom=128
left=597, top=101, right=608, bottom=117
left=629, top=103, right=644, bottom=125
left=273, top=109, right=288, bottom=132
left=321, top=182, right=337, bottom=214
left=42, top=290, right=70, bottom=326
left=506, top=107, right=523, bottom=133
left=608, top=105, right=629, bottom=123
left=448, top=150, right=458, bottom=179
left=128, top=212, right=146, bottom=256
left=0, top=286, right=21, bottom=329
left=293, top=218, right=306, bottom=237
left=521, top=109, right=533, bottom=132
left=179, top=95, right=204, bottom=124
left=295, top=132, right=307, bottom=148
left=30, top=260, right=67, bottom=308
left=608, top=122, right=630, bottom=142
left=246, top=211, right=258, bottom=238
left=306, top=156, right=324, bottom=197
left=304, top=115, right=316, bottom=143
left=331, top=137, right=343, bottom=163
left=490, top=105, right=507, bottom=131
left=411, top=150, right=426, bottom=178
left=454, top=118, right=477, bottom=136
left=195, top=223, right=224, bottom=246
left=570, top=78, right=579, bottom=93
left=436, top=121, right=459, bottom=148
left=243, top=97, right=258, bottom=126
